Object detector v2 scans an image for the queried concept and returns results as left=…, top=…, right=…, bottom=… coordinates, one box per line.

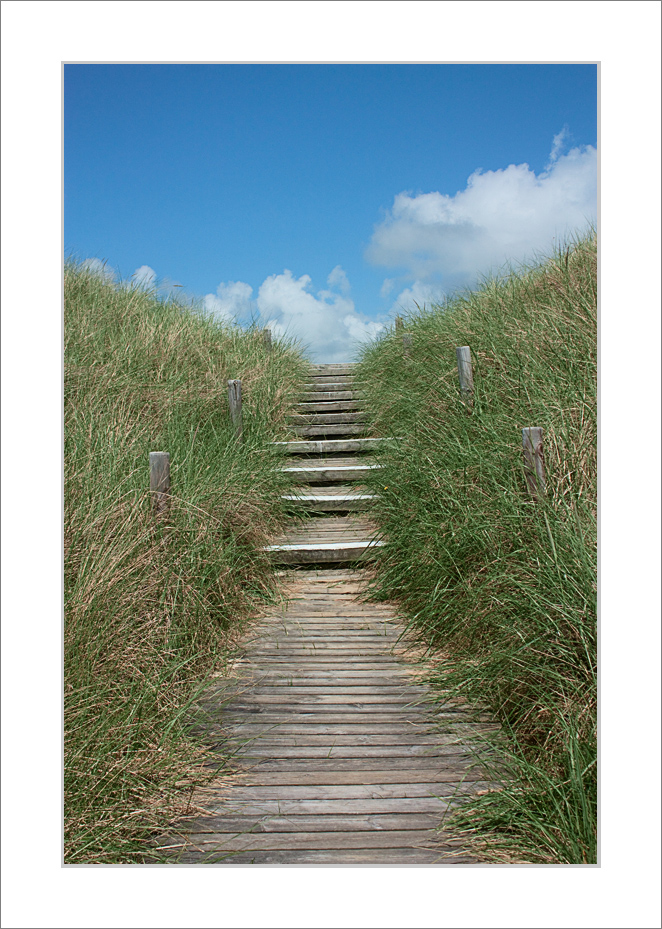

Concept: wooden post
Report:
left=149, top=451, right=170, bottom=517
left=262, top=328, right=272, bottom=351
left=456, top=346, right=474, bottom=408
left=402, top=333, right=412, bottom=356
left=522, top=427, right=546, bottom=497
left=228, top=379, right=243, bottom=438
left=395, top=316, right=404, bottom=333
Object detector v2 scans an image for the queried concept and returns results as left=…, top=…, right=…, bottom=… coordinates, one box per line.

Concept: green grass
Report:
left=355, top=230, right=597, bottom=863
left=64, top=259, right=307, bottom=862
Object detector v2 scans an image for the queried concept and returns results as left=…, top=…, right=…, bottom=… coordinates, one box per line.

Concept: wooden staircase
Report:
left=157, top=363, right=491, bottom=864
left=267, top=363, right=385, bottom=564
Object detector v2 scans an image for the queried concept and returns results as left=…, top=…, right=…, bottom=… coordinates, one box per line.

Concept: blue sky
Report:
left=65, top=63, right=597, bottom=361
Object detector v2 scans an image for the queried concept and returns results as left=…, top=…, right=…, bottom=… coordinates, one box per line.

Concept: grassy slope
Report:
left=356, top=232, right=597, bottom=863
left=64, top=262, right=307, bottom=862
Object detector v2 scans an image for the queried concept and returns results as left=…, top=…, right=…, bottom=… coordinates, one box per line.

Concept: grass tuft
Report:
left=356, top=229, right=597, bottom=863
left=64, top=260, right=307, bottom=862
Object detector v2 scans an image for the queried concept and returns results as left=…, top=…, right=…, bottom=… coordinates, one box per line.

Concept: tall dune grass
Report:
left=64, top=261, right=307, bottom=862
left=356, top=231, right=597, bottom=863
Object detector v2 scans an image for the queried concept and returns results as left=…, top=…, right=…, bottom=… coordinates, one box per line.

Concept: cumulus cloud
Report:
left=390, top=280, right=446, bottom=316
left=131, top=265, right=157, bottom=288
left=256, top=267, right=383, bottom=362
left=546, top=126, right=569, bottom=169
left=202, top=280, right=253, bottom=322
left=327, top=265, right=351, bottom=295
left=366, top=134, right=597, bottom=295
left=81, top=258, right=116, bottom=282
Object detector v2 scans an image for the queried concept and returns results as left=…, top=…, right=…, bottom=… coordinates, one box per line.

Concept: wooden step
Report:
left=306, top=376, right=355, bottom=385
left=272, top=438, right=388, bottom=454
left=283, top=490, right=375, bottom=511
left=284, top=457, right=373, bottom=469
left=291, top=424, right=368, bottom=437
left=272, top=515, right=380, bottom=545
left=300, top=390, right=364, bottom=401
left=266, top=540, right=384, bottom=563
left=288, top=412, right=368, bottom=426
left=282, top=463, right=380, bottom=482
left=294, top=400, right=363, bottom=412
left=307, top=365, right=357, bottom=376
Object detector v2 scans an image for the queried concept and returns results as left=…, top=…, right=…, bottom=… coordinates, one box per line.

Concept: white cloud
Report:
left=390, top=280, right=446, bottom=316
left=256, top=267, right=383, bottom=362
left=380, top=278, right=395, bottom=298
left=546, top=126, right=569, bottom=169
left=131, top=265, right=157, bottom=288
left=327, top=265, right=351, bottom=295
left=366, top=134, right=597, bottom=294
left=81, top=258, right=116, bottom=283
left=202, top=280, right=253, bottom=322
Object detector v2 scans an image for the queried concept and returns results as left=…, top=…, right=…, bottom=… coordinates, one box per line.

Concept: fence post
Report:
left=149, top=451, right=170, bottom=518
left=522, top=427, right=546, bottom=497
left=402, top=333, right=412, bottom=356
left=228, top=379, right=243, bottom=438
left=456, top=346, right=474, bottom=409
left=262, top=328, right=272, bottom=351
left=395, top=316, right=404, bottom=333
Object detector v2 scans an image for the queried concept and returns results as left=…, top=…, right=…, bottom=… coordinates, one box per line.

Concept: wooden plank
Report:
left=180, top=813, right=444, bottom=834
left=293, top=400, right=363, bottom=412
left=219, top=757, right=484, bottom=773
left=208, top=770, right=491, bottom=786
left=289, top=412, right=368, bottom=426
left=177, top=848, right=471, bottom=864
left=192, top=798, right=453, bottom=818
left=266, top=544, right=383, bottom=564
left=221, top=718, right=437, bottom=730
left=274, top=534, right=380, bottom=545
left=272, top=438, right=387, bottom=454
left=184, top=799, right=451, bottom=821
left=300, top=390, right=364, bottom=401
left=291, top=424, right=369, bottom=437
left=222, top=733, right=446, bottom=747
left=307, top=364, right=357, bottom=375
left=162, top=829, right=448, bottom=851
left=195, top=783, right=477, bottom=801
left=280, top=471, right=378, bottom=486
left=227, top=745, right=474, bottom=758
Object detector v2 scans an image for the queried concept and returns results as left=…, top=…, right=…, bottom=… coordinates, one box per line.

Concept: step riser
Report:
left=304, top=382, right=355, bottom=389
left=289, top=413, right=368, bottom=426
left=294, top=401, right=363, bottom=412
left=272, top=439, right=386, bottom=454
left=283, top=468, right=377, bottom=482
left=301, top=391, right=364, bottom=401
left=292, top=425, right=368, bottom=437
left=287, top=500, right=372, bottom=512
left=269, top=547, right=380, bottom=564
left=307, top=365, right=357, bottom=376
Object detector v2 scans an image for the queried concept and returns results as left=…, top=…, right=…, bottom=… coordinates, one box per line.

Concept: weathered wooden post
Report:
left=149, top=451, right=170, bottom=518
left=228, top=379, right=243, bottom=439
left=402, top=333, right=413, bottom=356
left=456, top=346, right=474, bottom=409
left=522, top=427, right=546, bottom=497
left=262, top=328, right=272, bottom=351
left=395, top=316, right=404, bottom=333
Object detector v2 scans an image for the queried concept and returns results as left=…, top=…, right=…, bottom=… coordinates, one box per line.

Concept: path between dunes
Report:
left=158, top=569, right=497, bottom=864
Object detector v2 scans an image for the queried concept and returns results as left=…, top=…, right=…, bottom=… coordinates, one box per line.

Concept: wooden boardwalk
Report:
left=161, top=364, right=492, bottom=864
